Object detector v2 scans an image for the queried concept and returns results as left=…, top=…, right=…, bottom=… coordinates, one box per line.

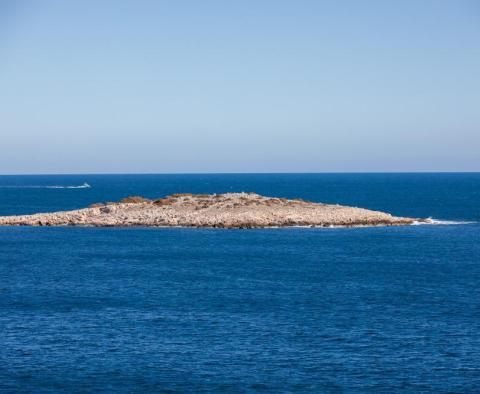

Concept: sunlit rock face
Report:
left=0, top=193, right=420, bottom=228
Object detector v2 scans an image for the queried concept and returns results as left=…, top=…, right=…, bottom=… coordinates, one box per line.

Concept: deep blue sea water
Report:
left=0, top=173, right=479, bottom=392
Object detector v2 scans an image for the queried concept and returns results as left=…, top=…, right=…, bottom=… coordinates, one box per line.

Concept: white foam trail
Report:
left=0, top=182, right=91, bottom=189
left=47, top=183, right=91, bottom=189
left=412, top=218, right=475, bottom=226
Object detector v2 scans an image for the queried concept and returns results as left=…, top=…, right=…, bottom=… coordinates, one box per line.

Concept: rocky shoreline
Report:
left=0, top=192, right=422, bottom=228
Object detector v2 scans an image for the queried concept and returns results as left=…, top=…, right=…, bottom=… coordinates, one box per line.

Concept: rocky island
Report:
left=0, top=193, right=423, bottom=228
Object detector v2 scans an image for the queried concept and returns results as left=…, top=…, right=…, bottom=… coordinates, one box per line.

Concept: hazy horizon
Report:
left=1, top=1, right=479, bottom=174
left=0, top=171, right=480, bottom=177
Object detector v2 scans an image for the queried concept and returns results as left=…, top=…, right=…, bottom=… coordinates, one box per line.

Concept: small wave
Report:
left=412, top=218, right=475, bottom=226
left=0, top=182, right=91, bottom=189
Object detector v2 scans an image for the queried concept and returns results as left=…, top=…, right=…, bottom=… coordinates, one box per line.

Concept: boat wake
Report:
left=0, top=183, right=91, bottom=189
left=412, top=218, right=475, bottom=226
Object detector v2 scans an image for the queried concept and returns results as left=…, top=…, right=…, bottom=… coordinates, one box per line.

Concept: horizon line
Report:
left=1, top=171, right=480, bottom=176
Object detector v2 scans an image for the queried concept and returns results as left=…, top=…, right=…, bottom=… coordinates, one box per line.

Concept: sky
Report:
left=1, top=0, right=479, bottom=174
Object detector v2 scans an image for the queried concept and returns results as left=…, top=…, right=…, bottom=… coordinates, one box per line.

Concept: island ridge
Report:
left=0, top=192, right=424, bottom=228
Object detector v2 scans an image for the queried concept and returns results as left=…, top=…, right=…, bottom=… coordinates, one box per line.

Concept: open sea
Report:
left=0, top=173, right=479, bottom=393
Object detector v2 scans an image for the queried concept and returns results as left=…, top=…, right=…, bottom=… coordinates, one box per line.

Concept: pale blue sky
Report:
left=1, top=0, right=479, bottom=174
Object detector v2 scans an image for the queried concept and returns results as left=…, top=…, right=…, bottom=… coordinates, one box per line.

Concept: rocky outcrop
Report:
left=0, top=192, right=421, bottom=228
